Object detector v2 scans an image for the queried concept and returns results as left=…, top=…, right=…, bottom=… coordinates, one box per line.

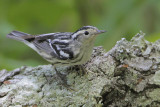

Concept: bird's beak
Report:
left=96, top=30, right=106, bottom=34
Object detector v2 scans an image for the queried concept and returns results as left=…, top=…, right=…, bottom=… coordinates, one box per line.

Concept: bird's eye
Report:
left=84, top=31, right=89, bottom=35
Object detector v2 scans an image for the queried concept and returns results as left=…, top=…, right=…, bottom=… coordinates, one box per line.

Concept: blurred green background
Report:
left=0, top=0, right=160, bottom=70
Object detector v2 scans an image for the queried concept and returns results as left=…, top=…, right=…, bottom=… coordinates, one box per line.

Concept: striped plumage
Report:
left=7, top=26, right=106, bottom=67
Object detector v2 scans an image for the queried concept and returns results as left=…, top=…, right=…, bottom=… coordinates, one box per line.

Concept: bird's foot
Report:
left=54, top=67, right=74, bottom=90
left=67, top=65, right=87, bottom=75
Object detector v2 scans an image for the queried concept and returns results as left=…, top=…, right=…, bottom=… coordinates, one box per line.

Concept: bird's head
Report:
left=72, top=26, right=106, bottom=43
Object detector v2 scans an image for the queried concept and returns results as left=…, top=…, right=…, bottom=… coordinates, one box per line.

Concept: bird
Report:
left=7, top=26, right=106, bottom=85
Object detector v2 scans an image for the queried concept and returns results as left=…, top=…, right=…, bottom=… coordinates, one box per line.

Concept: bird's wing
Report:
left=32, top=32, right=73, bottom=60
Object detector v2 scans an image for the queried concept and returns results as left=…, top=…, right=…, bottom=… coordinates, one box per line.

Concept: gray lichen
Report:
left=1, top=32, right=160, bottom=107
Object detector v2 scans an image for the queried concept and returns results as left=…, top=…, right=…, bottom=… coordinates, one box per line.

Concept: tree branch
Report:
left=1, top=32, right=160, bottom=106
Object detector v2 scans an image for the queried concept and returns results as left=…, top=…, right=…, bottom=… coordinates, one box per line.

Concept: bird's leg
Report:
left=68, top=65, right=87, bottom=75
left=77, top=65, right=87, bottom=75
left=53, top=66, right=70, bottom=88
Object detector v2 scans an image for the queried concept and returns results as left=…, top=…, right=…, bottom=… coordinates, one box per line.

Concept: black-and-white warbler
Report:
left=7, top=26, right=106, bottom=68
left=7, top=26, right=106, bottom=87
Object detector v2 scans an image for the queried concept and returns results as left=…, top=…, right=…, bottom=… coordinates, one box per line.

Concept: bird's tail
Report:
left=7, top=31, right=35, bottom=42
left=7, top=31, right=39, bottom=52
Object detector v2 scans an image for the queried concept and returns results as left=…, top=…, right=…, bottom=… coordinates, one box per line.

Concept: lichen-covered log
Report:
left=1, top=32, right=160, bottom=107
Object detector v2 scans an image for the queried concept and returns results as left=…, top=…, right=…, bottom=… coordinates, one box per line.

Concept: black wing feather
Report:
left=32, top=32, right=73, bottom=60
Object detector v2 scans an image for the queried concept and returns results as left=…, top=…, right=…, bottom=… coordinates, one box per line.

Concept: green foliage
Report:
left=0, top=0, right=160, bottom=70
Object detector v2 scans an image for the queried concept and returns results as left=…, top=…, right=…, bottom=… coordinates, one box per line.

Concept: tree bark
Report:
left=1, top=32, right=160, bottom=107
